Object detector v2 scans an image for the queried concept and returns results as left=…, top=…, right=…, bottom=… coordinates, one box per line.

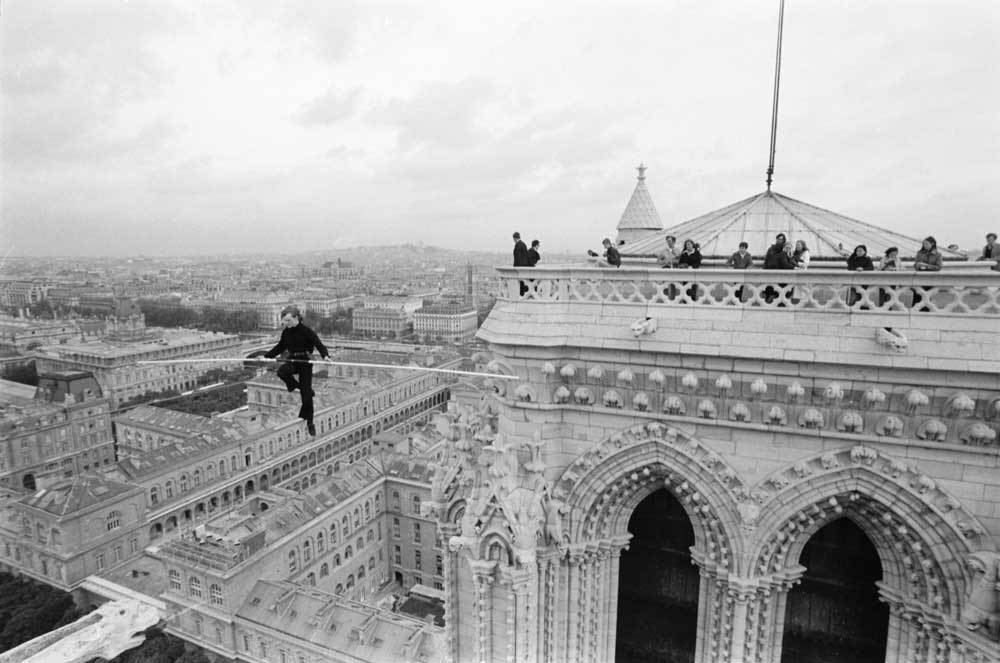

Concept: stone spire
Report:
left=616, top=163, right=664, bottom=245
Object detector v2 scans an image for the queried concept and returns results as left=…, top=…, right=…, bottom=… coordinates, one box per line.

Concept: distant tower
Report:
left=615, top=163, right=664, bottom=245
left=466, top=263, right=475, bottom=308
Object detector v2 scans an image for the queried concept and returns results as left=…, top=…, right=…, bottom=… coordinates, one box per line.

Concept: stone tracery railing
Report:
left=496, top=267, right=1000, bottom=315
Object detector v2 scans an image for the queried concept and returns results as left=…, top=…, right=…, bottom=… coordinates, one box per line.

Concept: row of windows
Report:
left=168, top=570, right=225, bottom=606
left=392, top=545, right=444, bottom=575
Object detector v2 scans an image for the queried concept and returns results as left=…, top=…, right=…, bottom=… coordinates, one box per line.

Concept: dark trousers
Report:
left=277, top=357, right=314, bottom=423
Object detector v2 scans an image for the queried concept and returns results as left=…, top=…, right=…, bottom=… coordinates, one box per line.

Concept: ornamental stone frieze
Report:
left=483, top=356, right=1000, bottom=448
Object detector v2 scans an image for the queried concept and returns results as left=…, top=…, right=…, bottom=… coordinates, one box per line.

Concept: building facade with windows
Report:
left=0, top=372, right=115, bottom=493
left=412, top=301, right=477, bottom=344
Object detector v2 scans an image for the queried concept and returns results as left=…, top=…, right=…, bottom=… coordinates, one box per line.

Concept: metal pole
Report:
left=766, top=0, right=786, bottom=191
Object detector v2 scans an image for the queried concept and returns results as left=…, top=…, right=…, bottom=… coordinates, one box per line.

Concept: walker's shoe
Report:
left=286, top=381, right=299, bottom=393
left=307, top=421, right=316, bottom=436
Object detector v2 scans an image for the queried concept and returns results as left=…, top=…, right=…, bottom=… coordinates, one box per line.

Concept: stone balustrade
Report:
left=496, top=266, right=1000, bottom=316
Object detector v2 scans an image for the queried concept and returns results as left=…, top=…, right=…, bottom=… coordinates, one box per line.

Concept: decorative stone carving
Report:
left=792, top=462, right=813, bottom=479
left=681, top=372, right=699, bottom=391
left=573, top=387, right=594, bottom=405
left=729, top=402, right=751, bottom=422
left=916, top=418, right=948, bottom=442
left=617, top=368, right=635, bottom=385
left=799, top=408, right=824, bottom=429
left=862, top=387, right=886, bottom=408
left=715, top=374, right=732, bottom=393
left=514, top=384, right=534, bottom=402
left=836, top=411, right=864, bottom=433
left=962, top=552, right=1000, bottom=642
left=553, top=385, right=570, bottom=404
left=960, top=423, right=998, bottom=446
left=587, top=366, right=605, bottom=381
left=663, top=395, right=686, bottom=415
left=850, top=445, right=878, bottom=465
left=823, top=382, right=845, bottom=403
left=649, top=369, right=666, bottom=387
left=602, top=390, right=623, bottom=408
left=905, top=388, right=930, bottom=412
left=786, top=381, right=805, bottom=402
left=820, top=452, right=840, bottom=470
left=486, top=360, right=503, bottom=374
left=948, top=393, right=976, bottom=418
left=750, top=378, right=768, bottom=399
left=632, top=392, right=650, bottom=412
left=630, top=316, right=658, bottom=337
left=876, top=415, right=904, bottom=437
left=766, top=475, right=789, bottom=491
left=876, top=326, right=909, bottom=353
left=765, top=405, right=787, bottom=425
left=541, top=362, right=556, bottom=377
left=885, top=459, right=908, bottom=478
left=697, top=399, right=717, bottom=419
left=560, top=363, right=576, bottom=379
left=912, top=474, right=936, bottom=496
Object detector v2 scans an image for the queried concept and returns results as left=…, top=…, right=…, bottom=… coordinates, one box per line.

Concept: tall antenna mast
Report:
left=766, top=0, right=786, bottom=191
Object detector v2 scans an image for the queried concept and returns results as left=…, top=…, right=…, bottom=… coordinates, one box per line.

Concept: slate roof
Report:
left=21, top=475, right=139, bottom=517
left=617, top=164, right=664, bottom=232
left=623, top=189, right=968, bottom=261
left=236, top=579, right=444, bottom=663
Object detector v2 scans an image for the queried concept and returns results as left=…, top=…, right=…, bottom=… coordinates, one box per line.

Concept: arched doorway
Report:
left=22, top=473, right=36, bottom=491
left=616, top=488, right=698, bottom=663
left=781, top=518, right=888, bottom=663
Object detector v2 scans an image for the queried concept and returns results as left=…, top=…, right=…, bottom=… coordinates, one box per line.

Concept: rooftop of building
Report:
left=114, top=404, right=249, bottom=444
left=116, top=435, right=233, bottom=481
left=235, top=579, right=444, bottom=663
left=35, top=328, right=240, bottom=359
left=616, top=163, right=664, bottom=232
left=622, top=189, right=969, bottom=261
left=415, top=300, right=476, bottom=315
left=20, top=474, right=139, bottom=518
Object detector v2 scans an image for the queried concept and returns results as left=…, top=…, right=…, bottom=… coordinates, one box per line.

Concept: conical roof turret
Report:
left=616, top=163, right=664, bottom=245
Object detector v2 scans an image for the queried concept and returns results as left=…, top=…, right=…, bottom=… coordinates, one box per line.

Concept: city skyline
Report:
left=2, top=1, right=998, bottom=257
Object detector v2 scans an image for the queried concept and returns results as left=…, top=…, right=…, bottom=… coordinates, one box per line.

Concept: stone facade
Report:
left=430, top=265, right=1000, bottom=663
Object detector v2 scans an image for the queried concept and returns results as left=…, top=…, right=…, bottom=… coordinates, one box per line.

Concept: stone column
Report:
left=468, top=558, right=497, bottom=663
left=508, top=566, right=537, bottom=663
left=440, top=524, right=460, bottom=663
left=602, top=537, right=628, bottom=663
left=748, top=567, right=804, bottom=663
left=565, top=549, right=588, bottom=663
left=536, top=550, right=561, bottom=663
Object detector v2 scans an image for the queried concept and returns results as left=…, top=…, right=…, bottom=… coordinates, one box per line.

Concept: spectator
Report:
left=727, top=241, right=753, bottom=269
left=912, top=236, right=942, bottom=311
left=878, top=246, right=900, bottom=315
left=977, top=233, right=1000, bottom=270
left=677, top=240, right=702, bottom=268
left=678, top=240, right=702, bottom=301
left=513, top=232, right=529, bottom=296
left=793, top=240, right=810, bottom=270
left=728, top=241, right=753, bottom=302
left=847, top=245, right=875, bottom=271
left=846, top=245, right=874, bottom=308
left=763, top=233, right=787, bottom=269
left=527, top=240, right=541, bottom=267
left=656, top=235, right=680, bottom=269
left=913, top=236, right=943, bottom=272
left=512, top=232, right=529, bottom=267
left=588, top=238, right=621, bottom=268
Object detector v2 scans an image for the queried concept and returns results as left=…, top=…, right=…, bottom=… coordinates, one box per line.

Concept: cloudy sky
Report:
left=1, top=0, right=997, bottom=257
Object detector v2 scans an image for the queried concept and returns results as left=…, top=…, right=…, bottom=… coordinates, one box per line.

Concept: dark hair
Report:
left=853, top=244, right=867, bottom=256
left=987, top=233, right=997, bottom=241
left=776, top=233, right=786, bottom=241
left=884, top=246, right=898, bottom=256
left=513, top=232, right=521, bottom=240
left=531, top=240, right=540, bottom=247
left=683, top=239, right=695, bottom=250
left=280, top=305, right=302, bottom=320
left=738, top=241, right=748, bottom=249
left=794, top=240, right=809, bottom=254
left=665, top=235, right=676, bottom=242
left=602, top=237, right=612, bottom=245
left=922, top=236, right=937, bottom=251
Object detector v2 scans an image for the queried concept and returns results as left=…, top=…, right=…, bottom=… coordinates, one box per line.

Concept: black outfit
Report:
left=605, top=246, right=622, bottom=267
left=763, top=243, right=786, bottom=269
left=514, top=239, right=530, bottom=295
left=678, top=249, right=702, bottom=300
left=513, top=240, right=530, bottom=266
left=527, top=248, right=540, bottom=266
left=265, top=323, right=329, bottom=431
left=846, top=253, right=875, bottom=307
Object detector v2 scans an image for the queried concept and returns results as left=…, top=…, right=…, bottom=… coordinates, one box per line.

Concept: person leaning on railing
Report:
left=977, top=232, right=1000, bottom=271
left=727, top=242, right=754, bottom=302
left=846, top=245, right=875, bottom=308
left=677, top=240, right=702, bottom=300
left=912, top=236, right=943, bottom=312
left=878, top=246, right=901, bottom=309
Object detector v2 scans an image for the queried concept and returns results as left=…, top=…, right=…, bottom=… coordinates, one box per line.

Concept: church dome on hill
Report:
left=621, top=188, right=967, bottom=261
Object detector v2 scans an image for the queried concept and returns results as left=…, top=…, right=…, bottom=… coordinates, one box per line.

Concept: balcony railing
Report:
left=496, top=267, right=1000, bottom=316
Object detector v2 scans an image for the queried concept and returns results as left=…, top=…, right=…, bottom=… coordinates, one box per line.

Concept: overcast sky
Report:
left=1, top=1, right=997, bottom=257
